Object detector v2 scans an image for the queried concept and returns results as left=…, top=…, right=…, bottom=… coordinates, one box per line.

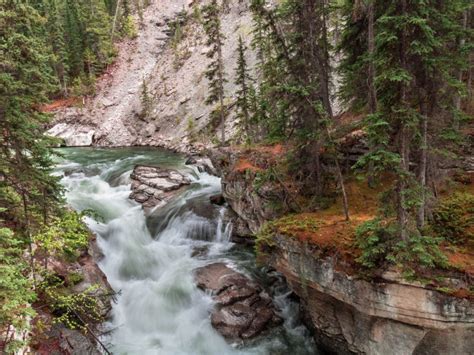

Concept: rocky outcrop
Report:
left=129, top=165, right=191, bottom=208
left=194, top=263, right=282, bottom=341
left=264, top=234, right=474, bottom=355
left=47, top=123, right=95, bottom=147
left=211, top=145, right=474, bottom=354
left=209, top=148, right=289, bottom=238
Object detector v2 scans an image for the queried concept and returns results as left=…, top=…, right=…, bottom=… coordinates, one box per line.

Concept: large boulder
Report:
left=129, top=165, right=191, bottom=208
left=194, top=263, right=282, bottom=341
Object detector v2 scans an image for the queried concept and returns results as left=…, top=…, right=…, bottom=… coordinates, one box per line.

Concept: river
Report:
left=54, top=147, right=317, bottom=355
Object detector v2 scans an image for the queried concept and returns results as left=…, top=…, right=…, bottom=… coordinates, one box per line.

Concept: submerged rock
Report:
left=129, top=165, right=191, bottom=208
left=194, top=263, right=282, bottom=341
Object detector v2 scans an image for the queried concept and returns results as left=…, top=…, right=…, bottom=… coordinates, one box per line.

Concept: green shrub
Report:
left=432, top=192, right=474, bottom=244
left=42, top=282, right=105, bottom=331
left=255, top=222, right=277, bottom=256
left=122, top=15, right=138, bottom=39
left=67, top=271, right=84, bottom=286
left=34, top=210, right=90, bottom=262
left=355, top=218, right=448, bottom=273
left=355, top=218, right=396, bottom=269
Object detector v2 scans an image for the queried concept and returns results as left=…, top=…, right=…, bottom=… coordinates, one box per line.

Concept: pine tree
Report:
left=250, top=0, right=350, bottom=219
left=0, top=224, right=36, bottom=352
left=202, top=0, right=227, bottom=145
left=234, top=36, right=253, bottom=141
left=341, top=0, right=472, bottom=259
left=0, top=1, right=62, bottom=347
left=64, top=0, right=84, bottom=77
left=45, top=0, right=70, bottom=96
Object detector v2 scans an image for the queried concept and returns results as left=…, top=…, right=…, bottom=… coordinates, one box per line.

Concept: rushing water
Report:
left=54, top=147, right=317, bottom=355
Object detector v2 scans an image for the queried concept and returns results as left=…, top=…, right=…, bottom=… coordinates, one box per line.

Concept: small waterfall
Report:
left=56, top=148, right=316, bottom=355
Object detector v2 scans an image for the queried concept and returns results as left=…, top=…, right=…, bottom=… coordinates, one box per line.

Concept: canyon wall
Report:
left=266, top=234, right=474, bottom=355
left=212, top=148, right=474, bottom=355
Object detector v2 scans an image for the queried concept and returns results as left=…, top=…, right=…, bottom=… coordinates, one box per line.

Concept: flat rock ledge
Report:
left=194, top=263, right=282, bottom=341
left=129, top=165, right=191, bottom=208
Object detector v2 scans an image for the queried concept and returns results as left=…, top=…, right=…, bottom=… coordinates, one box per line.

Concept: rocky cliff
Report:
left=211, top=147, right=474, bottom=355
left=48, top=0, right=256, bottom=151
left=264, top=234, right=474, bottom=355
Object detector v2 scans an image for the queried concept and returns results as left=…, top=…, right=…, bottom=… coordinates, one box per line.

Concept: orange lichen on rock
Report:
left=270, top=177, right=392, bottom=251
left=40, top=97, right=80, bottom=112
left=233, top=158, right=263, bottom=173
left=230, top=144, right=287, bottom=173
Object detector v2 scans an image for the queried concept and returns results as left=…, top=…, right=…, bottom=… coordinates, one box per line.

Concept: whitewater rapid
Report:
left=55, top=148, right=316, bottom=355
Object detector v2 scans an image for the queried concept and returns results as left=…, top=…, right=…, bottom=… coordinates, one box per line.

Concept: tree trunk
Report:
left=217, top=36, right=225, bottom=145
left=398, top=0, right=409, bottom=241
left=367, top=0, right=377, bottom=187
left=417, top=101, right=428, bottom=229
left=367, top=0, right=377, bottom=112
left=454, top=10, right=468, bottom=130
left=22, top=193, right=36, bottom=288
left=111, top=0, right=122, bottom=41
left=320, top=0, right=333, bottom=118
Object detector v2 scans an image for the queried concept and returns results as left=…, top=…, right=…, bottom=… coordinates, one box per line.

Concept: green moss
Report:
left=67, top=271, right=84, bottom=286
left=255, top=221, right=277, bottom=256
left=272, top=214, right=320, bottom=237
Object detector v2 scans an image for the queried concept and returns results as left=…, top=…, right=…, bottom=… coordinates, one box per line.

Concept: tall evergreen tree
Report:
left=234, top=36, right=253, bottom=141
left=0, top=1, right=62, bottom=346
left=64, top=0, right=84, bottom=77
left=341, top=0, right=472, bottom=246
left=202, top=0, right=227, bottom=145
left=44, top=0, right=70, bottom=96
left=250, top=0, right=350, bottom=219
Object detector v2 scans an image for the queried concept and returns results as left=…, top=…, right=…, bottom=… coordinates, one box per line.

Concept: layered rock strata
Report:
left=264, top=234, right=474, bottom=355
left=129, top=165, right=191, bottom=208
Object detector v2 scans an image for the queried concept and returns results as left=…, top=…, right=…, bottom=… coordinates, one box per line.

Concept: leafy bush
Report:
left=255, top=221, right=277, bottom=255
left=34, top=210, right=90, bottom=262
left=432, top=192, right=474, bottom=244
left=39, top=274, right=105, bottom=331
left=122, top=15, right=138, bottom=38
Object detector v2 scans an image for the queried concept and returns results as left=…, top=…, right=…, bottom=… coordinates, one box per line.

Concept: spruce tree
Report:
left=64, top=0, right=84, bottom=77
left=250, top=0, right=350, bottom=219
left=49, top=0, right=70, bottom=96
left=234, top=36, right=253, bottom=141
left=202, top=0, right=227, bottom=145
left=0, top=1, right=62, bottom=345
left=341, top=0, right=472, bottom=262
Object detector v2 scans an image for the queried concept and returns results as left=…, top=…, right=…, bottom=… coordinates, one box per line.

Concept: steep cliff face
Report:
left=212, top=147, right=474, bottom=355
left=265, top=234, right=474, bottom=355
left=48, top=0, right=255, bottom=151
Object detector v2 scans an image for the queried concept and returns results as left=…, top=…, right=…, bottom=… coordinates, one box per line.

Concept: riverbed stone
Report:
left=194, top=263, right=282, bottom=341
left=129, top=165, right=191, bottom=208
